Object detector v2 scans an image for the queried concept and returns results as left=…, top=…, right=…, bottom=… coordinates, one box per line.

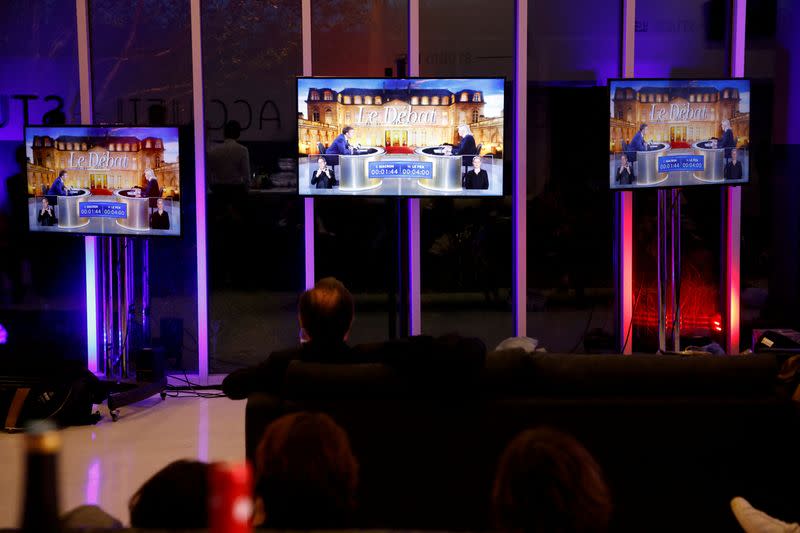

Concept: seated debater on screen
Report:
left=326, top=126, right=361, bottom=156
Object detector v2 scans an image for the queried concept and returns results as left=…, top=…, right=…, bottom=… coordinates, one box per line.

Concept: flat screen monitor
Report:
left=297, top=77, right=505, bottom=197
left=25, top=125, right=181, bottom=236
left=608, top=78, right=750, bottom=190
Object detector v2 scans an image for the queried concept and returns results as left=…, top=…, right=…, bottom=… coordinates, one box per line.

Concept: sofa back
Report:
left=245, top=352, right=800, bottom=532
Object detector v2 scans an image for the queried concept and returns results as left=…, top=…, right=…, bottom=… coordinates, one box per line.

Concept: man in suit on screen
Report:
left=326, top=126, right=357, bottom=156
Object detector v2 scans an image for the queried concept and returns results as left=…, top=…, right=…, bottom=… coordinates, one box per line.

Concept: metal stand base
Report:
left=104, top=377, right=168, bottom=421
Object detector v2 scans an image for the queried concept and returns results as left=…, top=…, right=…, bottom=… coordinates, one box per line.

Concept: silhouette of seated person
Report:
left=129, top=460, right=210, bottom=529
left=493, top=428, right=612, bottom=533
left=253, top=413, right=358, bottom=529
left=37, top=197, right=56, bottom=226
left=149, top=198, right=170, bottom=229
left=222, top=277, right=358, bottom=397
left=222, top=277, right=486, bottom=399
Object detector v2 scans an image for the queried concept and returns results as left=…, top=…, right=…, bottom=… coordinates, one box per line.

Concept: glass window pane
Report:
left=529, top=0, right=620, bottom=84
left=90, top=0, right=198, bottom=372
left=634, top=0, right=730, bottom=78
left=310, top=0, right=408, bottom=345
left=0, top=1, right=87, bottom=362
left=631, top=0, right=731, bottom=351
left=420, top=0, right=514, bottom=349
left=203, top=0, right=304, bottom=371
left=742, top=2, right=798, bottom=351
left=527, top=1, right=620, bottom=352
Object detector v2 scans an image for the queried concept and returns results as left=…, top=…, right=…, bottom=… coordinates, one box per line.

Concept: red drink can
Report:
left=209, top=461, right=253, bottom=533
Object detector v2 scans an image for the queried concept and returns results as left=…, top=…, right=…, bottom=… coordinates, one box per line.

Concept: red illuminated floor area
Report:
left=89, top=188, right=113, bottom=195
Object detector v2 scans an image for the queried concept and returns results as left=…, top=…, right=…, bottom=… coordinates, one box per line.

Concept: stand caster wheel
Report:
left=160, top=392, right=167, bottom=400
left=110, top=410, right=120, bottom=422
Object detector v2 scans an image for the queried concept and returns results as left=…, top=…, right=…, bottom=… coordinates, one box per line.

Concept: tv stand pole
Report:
left=97, top=236, right=167, bottom=421
left=656, top=188, right=682, bottom=353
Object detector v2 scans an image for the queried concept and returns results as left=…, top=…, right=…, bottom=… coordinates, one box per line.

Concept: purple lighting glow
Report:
left=85, top=237, right=98, bottom=373
left=0, top=323, right=7, bottom=344
left=84, top=458, right=101, bottom=505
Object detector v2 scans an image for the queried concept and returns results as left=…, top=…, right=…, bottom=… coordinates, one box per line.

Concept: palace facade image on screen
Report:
left=608, top=79, right=750, bottom=190
left=25, top=126, right=181, bottom=236
left=297, top=77, right=505, bottom=197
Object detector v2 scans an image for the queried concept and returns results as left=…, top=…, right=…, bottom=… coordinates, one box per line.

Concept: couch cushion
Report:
left=527, top=353, right=778, bottom=396
left=283, top=361, right=404, bottom=399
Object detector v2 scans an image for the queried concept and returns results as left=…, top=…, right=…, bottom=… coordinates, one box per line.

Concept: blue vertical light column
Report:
left=76, top=0, right=98, bottom=373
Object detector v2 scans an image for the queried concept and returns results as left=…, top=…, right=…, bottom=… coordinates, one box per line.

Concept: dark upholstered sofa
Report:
left=245, top=350, right=800, bottom=533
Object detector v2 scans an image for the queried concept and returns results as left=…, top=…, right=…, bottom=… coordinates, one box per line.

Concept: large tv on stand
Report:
left=297, top=77, right=506, bottom=197
left=25, top=125, right=182, bottom=237
left=608, top=78, right=751, bottom=191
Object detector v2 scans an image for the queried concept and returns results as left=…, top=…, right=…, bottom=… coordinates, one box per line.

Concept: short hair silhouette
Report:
left=129, top=460, right=209, bottom=529
left=492, top=427, right=612, bottom=533
left=342, top=125, right=354, bottom=135
left=255, top=412, right=358, bottom=528
left=223, top=120, right=242, bottom=140
left=298, top=277, right=354, bottom=343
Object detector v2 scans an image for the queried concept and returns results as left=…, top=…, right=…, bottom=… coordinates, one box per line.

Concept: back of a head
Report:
left=224, top=120, right=242, bottom=140
left=299, top=277, right=354, bottom=344
left=255, top=412, right=358, bottom=528
left=129, top=460, right=209, bottom=529
left=492, top=427, right=612, bottom=533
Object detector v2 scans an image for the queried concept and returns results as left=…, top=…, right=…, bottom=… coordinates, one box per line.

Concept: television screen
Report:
left=25, top=125, right=181, bottom=236
left=608, top=79, right=750, bottom=190
left=297, top=77, right=505, bottom=197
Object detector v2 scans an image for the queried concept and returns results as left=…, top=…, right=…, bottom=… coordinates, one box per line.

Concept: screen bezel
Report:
left=23, top=123, right=185, bottom=239
left=607, top=77, right=752, bottom=192
left=295, top=75, right=508, bottom=198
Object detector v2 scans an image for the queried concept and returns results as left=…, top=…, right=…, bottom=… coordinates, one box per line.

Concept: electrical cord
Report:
left=163, top=372, right=225, bottom=399
left=569, top=304, right=595, bottom=353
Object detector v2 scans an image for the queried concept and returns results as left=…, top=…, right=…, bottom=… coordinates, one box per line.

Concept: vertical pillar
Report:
left=76, top=0, right=98, bottom=373
left=725, top=0, right=746, bottom=354
left=513, top=0, right=528, bottom=336
left=190, top=0, right=209, bottom=382
left=303, top=0, right=314, bottom=289
left=618, top=0, right=635, bottom=354
left=408, top=0, right=421, bottom=335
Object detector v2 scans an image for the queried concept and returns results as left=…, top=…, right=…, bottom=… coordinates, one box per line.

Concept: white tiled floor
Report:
left=0, top=395, right=246, bottom=528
